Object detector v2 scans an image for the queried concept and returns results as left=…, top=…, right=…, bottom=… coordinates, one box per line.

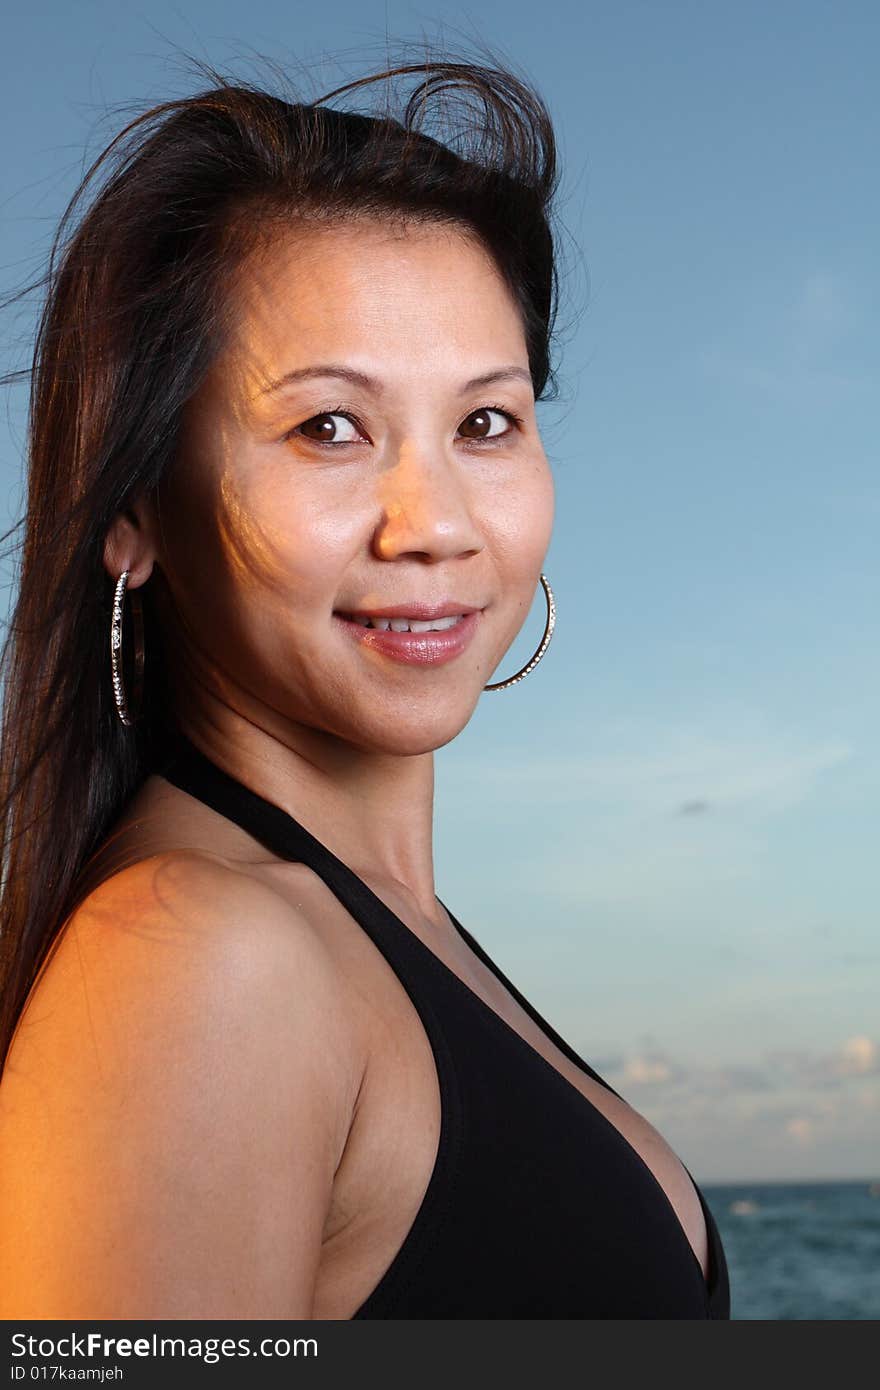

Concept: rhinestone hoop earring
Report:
left=483, top=573, right=556, bottom=692
left=110, top=569, right=145, bottom=726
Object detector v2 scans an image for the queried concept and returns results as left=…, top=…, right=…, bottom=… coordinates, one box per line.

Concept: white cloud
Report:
left=619, top=1054, right=677, bottom=1086
left=784, top=1115, right=816, bottom=1145
left=602, top=1036, right=880, bottom=1097
left=827, top=1035, right=878, bottom=1079
left=765, top=1035, right=880, bottom=1085
left=592, top=1038, right=880, bottom=1179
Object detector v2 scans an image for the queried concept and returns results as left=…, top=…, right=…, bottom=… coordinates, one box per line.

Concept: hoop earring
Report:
left=110, top=569, right=145, bottom=726
left=483, top=573, right=556, bottom=692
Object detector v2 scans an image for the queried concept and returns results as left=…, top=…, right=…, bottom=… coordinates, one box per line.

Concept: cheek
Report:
left=226, top=474, right=371, bottom=611
left=164, top=461, right=359, bottom=618
left=482, top=461, right=555, bottom=578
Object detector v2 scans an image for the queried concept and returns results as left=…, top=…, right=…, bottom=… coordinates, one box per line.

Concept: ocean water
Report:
left=702, top=1178, right=880, bottom=1320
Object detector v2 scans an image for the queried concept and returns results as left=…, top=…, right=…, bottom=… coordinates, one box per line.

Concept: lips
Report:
left=333, top=608, right=481, bottom=667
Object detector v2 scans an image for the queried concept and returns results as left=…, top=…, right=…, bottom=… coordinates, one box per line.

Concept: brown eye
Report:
left=458, top=407, right=516, bottom=441
left=295, top=412, right=362, bottom=445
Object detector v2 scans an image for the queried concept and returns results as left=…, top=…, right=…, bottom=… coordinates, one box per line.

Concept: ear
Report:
left=102, top=489, right=160, bottom=589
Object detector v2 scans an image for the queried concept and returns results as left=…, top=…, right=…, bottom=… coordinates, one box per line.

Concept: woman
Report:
left=0, top=54, right=730, bottom=1319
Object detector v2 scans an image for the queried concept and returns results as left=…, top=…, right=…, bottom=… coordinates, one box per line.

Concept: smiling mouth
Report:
left=335, top=613, right=468, bottom=632
left=332, top=608, right=481, bottom=666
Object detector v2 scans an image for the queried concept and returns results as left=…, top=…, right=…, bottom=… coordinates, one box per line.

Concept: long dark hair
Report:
left=0, top=44, right=566, bottom=1078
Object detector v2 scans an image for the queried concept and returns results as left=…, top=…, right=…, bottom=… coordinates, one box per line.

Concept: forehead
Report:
left=222, top=217, right=527, bottom=390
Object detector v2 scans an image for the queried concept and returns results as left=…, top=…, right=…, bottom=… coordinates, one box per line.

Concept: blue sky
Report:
left=1, top=1, right=877, bottom=1182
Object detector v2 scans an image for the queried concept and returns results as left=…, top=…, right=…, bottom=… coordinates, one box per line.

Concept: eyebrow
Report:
left=256, top=363, right=534, bottom=398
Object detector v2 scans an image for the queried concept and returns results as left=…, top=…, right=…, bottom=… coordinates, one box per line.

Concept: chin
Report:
left=349, top=699, right=478, bottom=756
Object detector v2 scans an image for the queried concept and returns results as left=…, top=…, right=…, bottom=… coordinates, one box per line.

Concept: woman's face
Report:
left=154, top=217, right=554, bottom=755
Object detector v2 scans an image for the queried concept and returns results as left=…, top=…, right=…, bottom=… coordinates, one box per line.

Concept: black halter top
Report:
left=158, top=732, right=731, bottom=1319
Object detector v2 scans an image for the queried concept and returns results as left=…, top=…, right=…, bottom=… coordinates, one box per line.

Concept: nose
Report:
left=373, top=438, right=485, bottom=563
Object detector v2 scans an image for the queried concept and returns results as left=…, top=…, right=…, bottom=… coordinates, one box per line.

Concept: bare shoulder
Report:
left=0, top=850, right=365, bottom=1319
left=65, top=847, right=353, bottom=1001
left=10, top=850, right=363, bottom=1097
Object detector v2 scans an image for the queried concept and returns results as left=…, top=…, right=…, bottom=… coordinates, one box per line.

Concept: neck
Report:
left=171, top=704, right=441, bottom=925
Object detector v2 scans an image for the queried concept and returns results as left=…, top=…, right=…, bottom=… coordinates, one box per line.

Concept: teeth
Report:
left=408, top=615, right=463, bottom=632
left=348, top=614, right=465, bottom=632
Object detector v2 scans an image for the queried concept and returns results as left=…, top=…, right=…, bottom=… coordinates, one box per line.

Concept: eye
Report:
left=457, top=406, right=522, bottom=442
left=286, top=402, right=523, bottom=451
left=292, top=410, right=364, bottom=447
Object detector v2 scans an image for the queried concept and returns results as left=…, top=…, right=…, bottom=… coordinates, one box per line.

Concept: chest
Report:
left=312, top=910, right=710, bottom=1317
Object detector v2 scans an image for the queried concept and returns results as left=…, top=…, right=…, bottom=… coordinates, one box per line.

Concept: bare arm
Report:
left=0, top=852, right=362, bottom=1319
